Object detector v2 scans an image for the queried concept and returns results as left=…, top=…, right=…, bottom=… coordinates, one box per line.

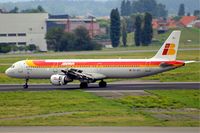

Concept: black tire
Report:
left=80, top=82, right=88, bottom=88
left=23, top=84, right=28, bottom=89
left=99, top=81, right=107, bottom=88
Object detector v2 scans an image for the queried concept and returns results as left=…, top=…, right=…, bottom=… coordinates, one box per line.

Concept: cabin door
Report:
left=145, top=61, right=151, bottom=72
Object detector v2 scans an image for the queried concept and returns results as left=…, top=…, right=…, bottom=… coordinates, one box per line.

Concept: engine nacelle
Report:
left=50, top=74, right=73, bottom=86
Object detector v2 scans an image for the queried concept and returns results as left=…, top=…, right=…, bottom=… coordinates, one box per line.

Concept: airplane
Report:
left=5, top=31, right=193, bottom=89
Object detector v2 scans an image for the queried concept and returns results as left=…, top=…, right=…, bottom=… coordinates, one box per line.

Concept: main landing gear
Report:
left=79, top=80, right=107, bottom=89
left=80, top=82, right=88, bottom=88
left=99, top=80, right=107, bottom=88
left=23, top=79, right=29, bottom=89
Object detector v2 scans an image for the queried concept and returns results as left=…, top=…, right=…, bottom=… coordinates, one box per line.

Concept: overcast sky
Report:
left=0, top=0, right=109, bottom=2
left=0, top=0, right=32, bottom=2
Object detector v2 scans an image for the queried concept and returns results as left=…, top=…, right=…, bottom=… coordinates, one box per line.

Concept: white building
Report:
left=0, top=13, right=48, bottom=51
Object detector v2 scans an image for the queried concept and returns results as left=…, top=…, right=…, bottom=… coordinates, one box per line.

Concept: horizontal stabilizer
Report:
left=184, top=61, right=196, bottom=64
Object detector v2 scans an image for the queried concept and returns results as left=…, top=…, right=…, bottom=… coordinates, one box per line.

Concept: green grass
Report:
left=148, top=90, right=200, bottom=109
left=118, top=28, right=200, bottom=47
left=117, top=95, right=184, bottom=109
left=0, top=90, right=127, bottom=119
left=0, top=90, right=155, bottom=126
left=153, top=28, right=200, bottom=45
left=118, top=90, right=200, bottom=109
left=0, top=90, right=199, bottom=126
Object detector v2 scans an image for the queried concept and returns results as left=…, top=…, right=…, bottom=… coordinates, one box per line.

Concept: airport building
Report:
left=0, top=13, right=48, bottom=51
left=0, top=13, right=106, bottom=52
left=47, top=15, right=106, bottom=38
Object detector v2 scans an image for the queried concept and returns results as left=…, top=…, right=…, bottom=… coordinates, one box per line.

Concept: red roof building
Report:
left=167, top=19, right=177, bottom=29
left=179, top=16, right=198, bottom=27
left=152, top=18, right=177, bottom=30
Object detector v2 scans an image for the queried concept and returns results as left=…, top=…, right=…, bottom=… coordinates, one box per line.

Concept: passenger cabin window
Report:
left=0, top=34, right=7, bottom=37
left=8, top=34, right=16, bottom=37
left=18, top=42, right=26, bottom=45
left=8, top=42, right=17, bottom=45
left=18, top=33, right=26, bottom=36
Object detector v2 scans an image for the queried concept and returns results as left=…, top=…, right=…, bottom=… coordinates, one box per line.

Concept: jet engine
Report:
left=50, top=74, right=73, bottom=85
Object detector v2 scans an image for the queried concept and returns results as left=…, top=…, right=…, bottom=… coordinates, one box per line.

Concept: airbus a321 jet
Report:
left=5, top=31, right=193, bottom=89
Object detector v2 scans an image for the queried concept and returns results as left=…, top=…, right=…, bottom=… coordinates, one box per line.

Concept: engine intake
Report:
left=50, top=74, right=73, bottom=86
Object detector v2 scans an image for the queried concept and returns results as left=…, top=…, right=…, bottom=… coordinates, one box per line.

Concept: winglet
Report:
left=152, top=31, right=181, bottom=61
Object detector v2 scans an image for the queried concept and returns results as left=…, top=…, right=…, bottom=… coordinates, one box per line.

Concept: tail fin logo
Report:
left=162, top=43, right=176, bottom=55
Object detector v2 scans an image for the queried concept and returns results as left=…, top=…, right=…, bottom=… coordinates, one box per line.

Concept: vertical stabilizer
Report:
left=152, top=31, right=181, bottom=61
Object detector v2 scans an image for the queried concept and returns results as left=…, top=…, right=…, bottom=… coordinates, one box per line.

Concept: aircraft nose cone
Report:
left=5, top=68, right=12, bottom=77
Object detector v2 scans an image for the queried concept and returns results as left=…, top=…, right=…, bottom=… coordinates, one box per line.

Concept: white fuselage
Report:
left=5, top=59, right=183, bottom=80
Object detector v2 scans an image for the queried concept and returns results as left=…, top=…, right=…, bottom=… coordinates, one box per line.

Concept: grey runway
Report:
left=0, top=127, right=199, bottom=133
left=0, top=82, right=199, bottom=92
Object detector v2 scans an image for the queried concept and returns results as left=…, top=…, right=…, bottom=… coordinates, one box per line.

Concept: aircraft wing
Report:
left=61, top=69, right=106, bottom=81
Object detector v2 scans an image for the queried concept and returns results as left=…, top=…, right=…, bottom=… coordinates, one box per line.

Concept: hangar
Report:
left=0, top=13, right=48, bottom=51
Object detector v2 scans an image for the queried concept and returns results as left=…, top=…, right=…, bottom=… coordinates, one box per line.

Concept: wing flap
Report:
left=61, top=69, right=106, bottom=81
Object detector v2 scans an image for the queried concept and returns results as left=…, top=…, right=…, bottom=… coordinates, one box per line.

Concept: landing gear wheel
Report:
left=23, top=84, right=28, bottom=89
left=99, top=80, right=107, bottom=88
left=23, top=79, right=29, bottom=89
left=80, top=82, right=88, bottom=88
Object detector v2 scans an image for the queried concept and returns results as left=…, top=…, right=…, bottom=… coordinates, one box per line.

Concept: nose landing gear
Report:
left=23, top=79, right=29, bottom=89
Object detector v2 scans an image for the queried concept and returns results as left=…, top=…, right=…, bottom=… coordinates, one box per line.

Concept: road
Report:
left=0, top=127, right=199, bottom=133
left=0, top=82, right=199, bottom=92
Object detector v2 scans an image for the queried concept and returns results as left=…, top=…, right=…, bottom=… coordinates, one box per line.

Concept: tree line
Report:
left=134, top=13, right=153, bottom=46
left=178, top=3, right=200, bottom=17
left=110, top=8, right=153, bottom=47
left=46, top=26, right=102, bottom=52
left=121, top=0, right=168, bottom=18
left=0, top=44, right=37, bottom=53
left=8, top=5, right=45, bottom=13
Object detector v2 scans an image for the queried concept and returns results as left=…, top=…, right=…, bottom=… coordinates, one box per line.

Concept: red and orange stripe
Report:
left=25, top=60, right=184, bottom=68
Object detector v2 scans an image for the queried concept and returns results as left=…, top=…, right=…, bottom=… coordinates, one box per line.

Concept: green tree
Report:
left=121, top=0, right=126, bottom=16
left=60, top=32, right=76, bottom=51
left=156, top=4, right=168, bottom=18
left=131, top=0, right=167, bottom=18
left=9, top=6, right=19, bottom=13
left=74, top=26, right=92, bottom=50
left=21, top=5, right=46, bottom=13
left=45, top=27, right=64, bottom=51
left=110, top=8, right=121, bottom=47
left=141, top=12, right=153, bottom=46
left=27, top=44, right=37, bottom=51
left=37, top=5, right=46, bottom=13
left=11, top=45, right=18, bottom=52
left=74, top=26, right=102, bottom=51
left=125, top=0, right=131, bottom=16
left=18, top=46, right=25, bottom=51
left=178, top=3, right=185, bottom=17
left=134, top=15, right=142, bottom=46
left=0, top=44, right=11, bottom=53
left=46, top=26, right=101, bottom=52
left=121, top=19, right=127, bottom=47
left=193, top=10, right=200, bottom=17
